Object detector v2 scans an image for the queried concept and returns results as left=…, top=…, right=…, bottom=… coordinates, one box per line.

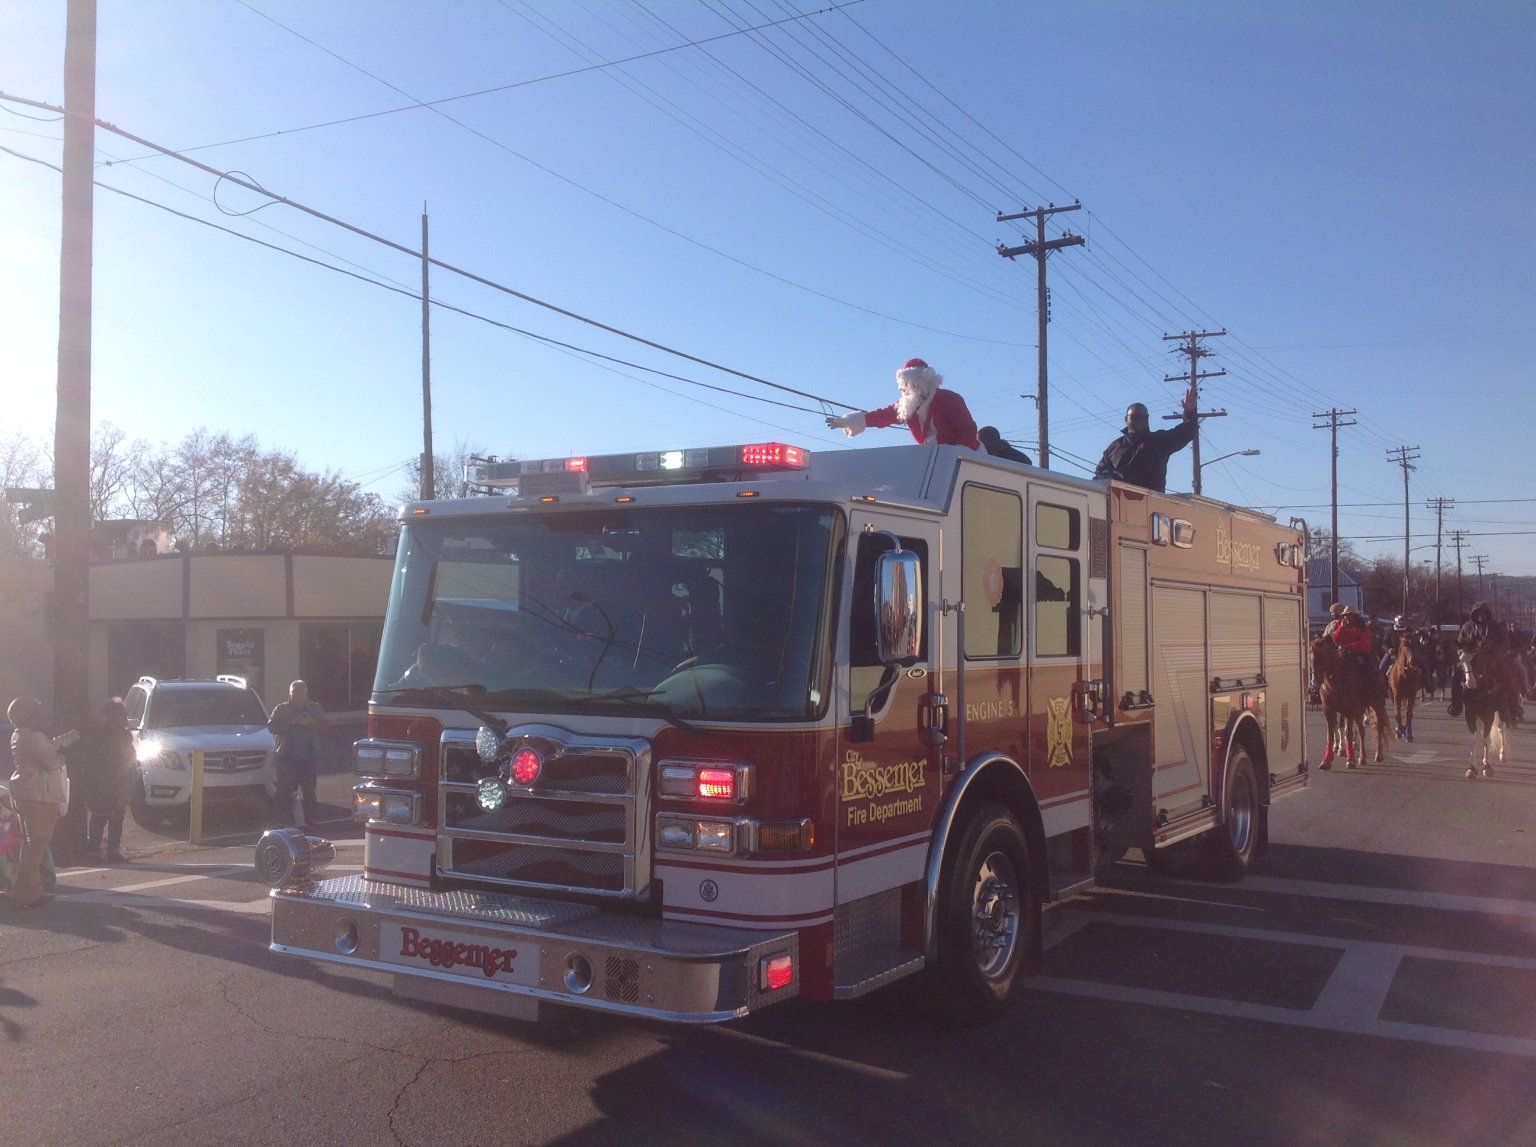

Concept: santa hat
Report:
left=896, top=357, right=942, bottom=394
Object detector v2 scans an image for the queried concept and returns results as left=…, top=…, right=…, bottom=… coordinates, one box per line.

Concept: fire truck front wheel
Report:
left=930, top=801, right=1039, bottom=1024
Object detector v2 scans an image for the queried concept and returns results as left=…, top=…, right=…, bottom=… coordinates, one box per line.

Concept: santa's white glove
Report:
left=826, top=411, right=866, bottom=437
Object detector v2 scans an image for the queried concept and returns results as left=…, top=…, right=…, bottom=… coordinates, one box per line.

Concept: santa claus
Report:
left=825, top=358, right=980, bottom=450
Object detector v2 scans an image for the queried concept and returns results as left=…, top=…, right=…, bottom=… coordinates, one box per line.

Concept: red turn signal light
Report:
left=759, top=952, right=795, bottom=991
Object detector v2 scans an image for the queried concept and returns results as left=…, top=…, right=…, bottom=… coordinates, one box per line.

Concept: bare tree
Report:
left=0, top=431, right=48, bottom=557
left=395, top=438, right=500, bottom=504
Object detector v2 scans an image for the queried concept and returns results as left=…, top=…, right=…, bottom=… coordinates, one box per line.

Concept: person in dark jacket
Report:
left=1450, top=600, right=1516, bottom=720
left=1093, top=383, right=1199, bottom=491
left=78, top=697, right=137, bottom=863
left=978, top=426, right=1032, bottom=465
left=268, top=680, right=328, bottom=828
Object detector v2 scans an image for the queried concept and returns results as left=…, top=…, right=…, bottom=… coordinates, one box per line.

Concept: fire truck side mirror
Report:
left=874, top=547, right=923, bottom=668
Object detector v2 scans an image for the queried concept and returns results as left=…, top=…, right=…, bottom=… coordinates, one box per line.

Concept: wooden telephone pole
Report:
left=1163, top=330, right=1226, bottom=495
left=1426, top=496, right=1454, bottom=623
left=1312, top=408, right=1357, bottom=607
left=1388, top=445, right=1421, bottom=615
left=996, top=202, right=1084, bottom=471
left=53, top=0, right=96, bottom=737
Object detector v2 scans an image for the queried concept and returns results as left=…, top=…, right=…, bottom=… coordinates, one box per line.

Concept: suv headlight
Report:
left=136, top=740, right=187, bottom=770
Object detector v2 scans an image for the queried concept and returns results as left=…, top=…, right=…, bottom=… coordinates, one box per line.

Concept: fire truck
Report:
left=261, top=441, right=1308, bottom=1024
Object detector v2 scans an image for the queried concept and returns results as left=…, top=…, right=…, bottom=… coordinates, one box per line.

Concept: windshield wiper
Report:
left=602, top=688, right=706, bottom=736
left=374, top=683, right=507, bottom=733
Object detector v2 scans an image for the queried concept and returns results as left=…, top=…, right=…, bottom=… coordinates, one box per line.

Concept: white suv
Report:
left=125, top=675, right=277, bottom=824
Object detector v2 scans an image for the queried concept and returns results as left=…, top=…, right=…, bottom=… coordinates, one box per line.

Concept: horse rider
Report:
left=1329, top=605, right=1387, bottom=709
left=1379, top=614, right=1412, bottom=676
left=1449, top=600, right=1517, bottom=721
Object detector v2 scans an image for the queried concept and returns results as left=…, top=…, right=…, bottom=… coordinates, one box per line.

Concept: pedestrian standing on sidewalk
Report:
left=78, top=697, right=137, bottom=863
left=268, top=680, right=327, bottom=829
left=6, top=696, right=79, bottom=909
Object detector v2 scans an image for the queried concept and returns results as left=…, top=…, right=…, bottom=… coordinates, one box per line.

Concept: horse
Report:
left=1460, top=644, right=1516, bottom=779
left=1387, top=635, right=1426, bottom=741
left=1310, top=636, right=1389, bottom=769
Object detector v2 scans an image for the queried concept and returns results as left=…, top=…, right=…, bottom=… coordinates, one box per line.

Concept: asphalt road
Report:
left=3, top=703, right=1534, bottom=1146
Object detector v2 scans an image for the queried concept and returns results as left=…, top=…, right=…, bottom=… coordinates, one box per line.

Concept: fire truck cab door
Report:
left=836, top=518, right=943, bottom=912
left=1024, top=484, right=1095, bottom=824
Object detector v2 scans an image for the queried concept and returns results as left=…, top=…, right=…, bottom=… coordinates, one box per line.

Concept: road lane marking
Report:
left=1028, top=976, right=1536, bottom=1059
left=1241, top=875, right=1536, bottom=923
left=1038, top=911, right=1536, bottom=1057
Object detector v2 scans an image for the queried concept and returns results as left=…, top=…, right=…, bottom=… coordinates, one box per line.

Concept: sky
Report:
left=2, top=1, right=1533, bottom=588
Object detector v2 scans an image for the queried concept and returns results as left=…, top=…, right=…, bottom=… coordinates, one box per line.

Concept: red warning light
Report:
left=511, top=748, right=543, bottom=786
left=740, top=443, right=806, bottom=468
left=696, top=768, right=737, bottom=800
left=564, top=457, right=589, bottom=473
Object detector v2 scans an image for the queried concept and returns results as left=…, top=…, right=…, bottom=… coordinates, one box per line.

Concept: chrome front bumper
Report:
left=269, top=875, right=799, bottom=1023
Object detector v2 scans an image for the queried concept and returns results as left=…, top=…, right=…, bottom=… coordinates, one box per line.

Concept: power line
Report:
left=0, top=93, right=859, bottom=412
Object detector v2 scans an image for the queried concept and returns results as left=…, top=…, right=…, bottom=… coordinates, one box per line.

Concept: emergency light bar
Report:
left=466, top=443, right=808, bottom=494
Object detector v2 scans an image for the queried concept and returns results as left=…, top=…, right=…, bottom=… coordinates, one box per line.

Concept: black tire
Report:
left=928, top=801, right=1038, bottom=1025
left=1204, top=745, right=1260, bottom=883
left=130, top=780, right=169, bottom=828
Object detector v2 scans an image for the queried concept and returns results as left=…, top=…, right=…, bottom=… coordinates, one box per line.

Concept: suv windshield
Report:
left=373, top=503, right=843, bottom=720
left=148, top=690, right=268, bottom=729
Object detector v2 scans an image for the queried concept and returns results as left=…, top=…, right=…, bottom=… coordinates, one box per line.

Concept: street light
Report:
left=1197, top=448, right=1260, bottom=473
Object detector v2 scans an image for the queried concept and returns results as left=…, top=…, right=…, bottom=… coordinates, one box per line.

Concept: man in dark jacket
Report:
left=1094, top=383, right=1199, bottom=492
left=268, top=679, right=328, bottom=828
left=1450, top=600, right=1513, bottom=719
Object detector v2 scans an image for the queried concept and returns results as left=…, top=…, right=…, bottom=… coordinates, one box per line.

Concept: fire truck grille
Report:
left=604, top=956, right=641, bottom=1004
left=451, top=842, right=627, bottom=892
left=437, top=728, right=652, bottom=900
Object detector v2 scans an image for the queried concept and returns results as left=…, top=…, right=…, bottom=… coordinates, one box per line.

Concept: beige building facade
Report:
left=2, top=553, right=392, bottom=720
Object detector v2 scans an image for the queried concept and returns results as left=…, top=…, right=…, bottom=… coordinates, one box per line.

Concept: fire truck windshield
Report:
left=373, top=503, right=843, bottom=721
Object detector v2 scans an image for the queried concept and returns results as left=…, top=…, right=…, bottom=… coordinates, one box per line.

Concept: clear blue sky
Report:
left=3, top=1, right=1533, bottom=582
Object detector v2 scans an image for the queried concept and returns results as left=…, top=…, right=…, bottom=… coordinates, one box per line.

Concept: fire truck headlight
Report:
left=657, top=815, right=739, bottom=855
left=477, top=776, right=507, bottom=812
left=695, top=820, right=735, bottom=853
left=354, top=740, right=421, bottom=779
left=353, top=787, right=420, bottom=825
left=659, top=821, right=696, bottom=849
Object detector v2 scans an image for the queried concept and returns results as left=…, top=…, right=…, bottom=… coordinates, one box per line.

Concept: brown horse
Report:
left=1387, top=637, right=1425, bottom=741
left=1310, top=636, right=1388, bottom=769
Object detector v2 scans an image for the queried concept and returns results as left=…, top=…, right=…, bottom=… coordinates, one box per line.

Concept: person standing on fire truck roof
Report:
left=825, top=358, right=981, bottom=449
left=1093, top=382, right=1199, bottom=492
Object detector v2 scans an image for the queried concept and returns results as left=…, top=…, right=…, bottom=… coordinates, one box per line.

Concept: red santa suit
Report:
left=826, top=358, right=980, bottom=450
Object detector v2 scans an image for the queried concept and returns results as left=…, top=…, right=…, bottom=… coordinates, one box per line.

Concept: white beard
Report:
left=896, top=386, right=931, bottom=424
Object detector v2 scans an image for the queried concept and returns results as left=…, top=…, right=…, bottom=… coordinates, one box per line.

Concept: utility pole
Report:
left=996, top=201, right=1084, bottom=471
left=1471, top=554, right=1488, bottom=602
left=1387, top=445, right=1420, bottom=615
left=1426, top=496, right=1454, bottom=624
left=54, top=0, right=96, bottom=743
left=1450, top=530, right=1467, bottom=623
left=1312, top=408, right=1356, bottom=607
left=1163, top=330, right=1226, bottom=495
left=420, top=205, right=434, bottom=500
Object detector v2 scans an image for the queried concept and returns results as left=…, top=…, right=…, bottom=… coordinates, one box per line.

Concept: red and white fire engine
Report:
left=261, top=441, right=1308, bottom=1024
